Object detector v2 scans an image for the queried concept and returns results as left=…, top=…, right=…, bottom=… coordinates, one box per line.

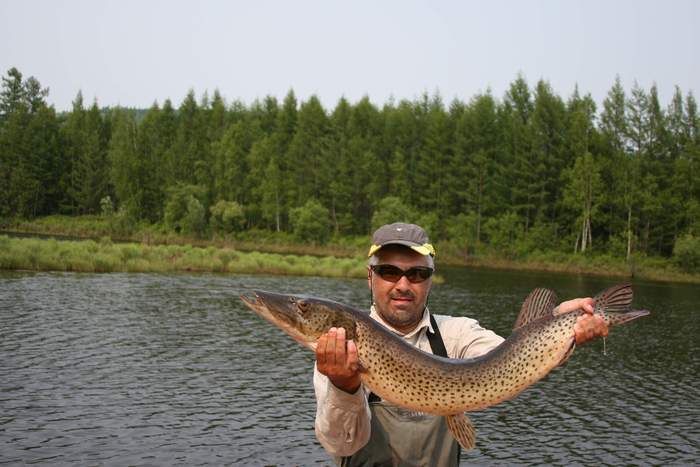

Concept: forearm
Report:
left=314, top=366, right=371, bottom=457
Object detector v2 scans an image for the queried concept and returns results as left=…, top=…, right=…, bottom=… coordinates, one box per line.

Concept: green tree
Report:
left=672, top=234, right=700, bottom=272
left=452, top=92, right=502, bottom=245
left=530, top=80, right=568, bottom=224
left=209, top=199, right=246, bottom=233
left=370, top=196, right=418, bottom=231
left=212, top=118, right=259, bottom=205
left=169, top=90, right=208, bottom=185
left=0, top=68, right=58, bottom=218
left=164, top=183, right=207, bottom=236
left=562, top=152, right=602, bottom=252
left=247, top=135, right=283, bottom=230
left=290, top=198, right=331, bottom=244
left=0, top=67, right=26, bottom=120
left=286, top=95, right=331, bottom=206
left=414, top=93, right=452, bottom=231
left=77, top=101, right=110, bottom=213
left=483, top=212, right=521, bottom=258
left=502, top=75, right=535, bottom=232
left=108, top=108, right=141, bottom=220
left=133, top=102, right=171, bottom=222
left=600, top=78, right=639, bottom=260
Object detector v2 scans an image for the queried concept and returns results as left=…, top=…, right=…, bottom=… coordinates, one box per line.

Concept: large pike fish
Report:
left=240, top=283, right=649, bottom=450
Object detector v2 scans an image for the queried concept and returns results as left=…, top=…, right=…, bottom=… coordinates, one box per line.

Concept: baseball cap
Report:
left=368, top=223, right=436, bottom=257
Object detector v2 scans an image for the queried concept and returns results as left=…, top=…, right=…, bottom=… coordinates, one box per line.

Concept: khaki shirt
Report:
left=313, top=306, right=504, bottom=458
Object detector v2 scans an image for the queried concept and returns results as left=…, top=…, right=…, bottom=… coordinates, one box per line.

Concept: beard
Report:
left=375, top=291, right=426, bottom=332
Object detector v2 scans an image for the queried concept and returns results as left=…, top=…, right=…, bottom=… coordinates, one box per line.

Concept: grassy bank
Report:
left=3, top=215, right=699, bottom=284
left=3, top=215, right=364, bottom=257
left=0, top=235, right=367, bottom=278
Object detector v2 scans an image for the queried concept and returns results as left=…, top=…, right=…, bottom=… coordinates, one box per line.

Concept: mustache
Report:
left=390, top=291, right=415, bottom=300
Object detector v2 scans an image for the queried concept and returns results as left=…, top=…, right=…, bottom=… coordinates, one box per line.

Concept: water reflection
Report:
left=1, top=270, right=698, bottom=465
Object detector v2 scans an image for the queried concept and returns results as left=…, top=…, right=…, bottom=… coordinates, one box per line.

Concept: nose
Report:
left=393, top=274, right=412, bottom=290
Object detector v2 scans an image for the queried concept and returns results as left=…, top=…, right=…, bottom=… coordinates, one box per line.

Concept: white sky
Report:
left=1, top=0, right=697, bottom=112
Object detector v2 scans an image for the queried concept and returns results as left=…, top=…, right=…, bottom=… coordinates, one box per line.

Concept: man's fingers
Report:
left=347, top=339, right=359, bottom=372
left=316, top=327, right=361, bottom=379
left=316, top=333, right=328, bottom=367
left=575, top=313, right=609, bottom=344
left=326, top=327, right=337, bottom=367
left=335, top=327, right=347, bottom=368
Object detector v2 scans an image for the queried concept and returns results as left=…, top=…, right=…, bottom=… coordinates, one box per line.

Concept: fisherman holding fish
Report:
left=313, top=222, right=610, bottom=466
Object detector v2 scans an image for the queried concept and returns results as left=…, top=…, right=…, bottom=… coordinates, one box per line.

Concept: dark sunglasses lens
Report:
left=375, top=265, right=403, bottom=282
left=374, top=265, right=433, bottom=283
left=405, top=267, right=433, bottom=283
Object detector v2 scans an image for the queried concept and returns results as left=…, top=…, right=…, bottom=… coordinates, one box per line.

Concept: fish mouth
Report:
left=239, top=290, right=315, bottom=350
left=240, top=290, right=301, bottom=325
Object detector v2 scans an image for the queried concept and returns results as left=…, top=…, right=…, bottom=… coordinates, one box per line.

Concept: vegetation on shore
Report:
left=0, top=235, right=368, bottom=278
left=2, top=68, right=699, bottom=284
left=3, top=215, right=700, bottom=284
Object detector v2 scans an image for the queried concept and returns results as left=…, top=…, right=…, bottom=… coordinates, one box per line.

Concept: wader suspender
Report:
left=368, top=314, right=447, bottom=403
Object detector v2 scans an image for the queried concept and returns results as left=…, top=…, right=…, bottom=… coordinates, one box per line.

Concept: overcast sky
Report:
left=1, top=0, right=697, bottom=112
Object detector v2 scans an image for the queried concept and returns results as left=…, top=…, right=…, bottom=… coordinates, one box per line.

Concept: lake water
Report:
left=1, top=268, right=698, bottom=465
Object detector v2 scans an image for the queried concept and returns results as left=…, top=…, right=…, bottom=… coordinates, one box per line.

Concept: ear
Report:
left=367, top=266, right=372, bottom=288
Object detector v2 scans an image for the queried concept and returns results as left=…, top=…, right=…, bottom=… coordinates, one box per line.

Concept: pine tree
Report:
left=530, top=80, right=569, bottom=225
left=502, top=75, right=535, bottom=232
left=562, top=152, right=602, bottom=252
left=0, top=68, right=26, bottom=121
left=108, top=108, right=140, bottom=218
left=60, top=91, right=86, bottom=214
left=452, top=92, right=502, bottom=245
left=0, top=69, right=58, bottom=218
left=286, top=95, right=330, bottom=207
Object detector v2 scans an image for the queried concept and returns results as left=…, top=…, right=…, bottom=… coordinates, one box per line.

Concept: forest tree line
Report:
left=1, top=67, right=699, bottom=263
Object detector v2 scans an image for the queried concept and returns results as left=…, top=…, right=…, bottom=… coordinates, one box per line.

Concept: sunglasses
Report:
left=370, top=264, right=434, bottom=283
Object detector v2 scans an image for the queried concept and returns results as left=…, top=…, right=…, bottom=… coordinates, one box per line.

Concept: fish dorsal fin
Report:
left=445, top=413, right=476, bottom=450
left=594, top=283, right=633, bottom=313
left=513, top=287, right=559, bottom=330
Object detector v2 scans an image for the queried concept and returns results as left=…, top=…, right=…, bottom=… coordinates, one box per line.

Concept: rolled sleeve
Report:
left=313, top=365, right=371, bottom=457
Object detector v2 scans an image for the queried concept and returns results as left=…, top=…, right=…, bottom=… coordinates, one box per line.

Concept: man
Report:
left=314, top=223, right=608, bottom=466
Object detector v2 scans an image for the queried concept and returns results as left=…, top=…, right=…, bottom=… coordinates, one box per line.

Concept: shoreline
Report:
left=1, top=230, right=699, bottom=284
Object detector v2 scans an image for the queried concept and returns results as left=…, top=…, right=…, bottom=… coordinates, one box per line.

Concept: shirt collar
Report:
left=369, top=305, right=434, bottom=338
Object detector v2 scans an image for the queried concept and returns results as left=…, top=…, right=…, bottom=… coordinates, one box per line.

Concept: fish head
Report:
left=240, top=290, right=358, bottom=351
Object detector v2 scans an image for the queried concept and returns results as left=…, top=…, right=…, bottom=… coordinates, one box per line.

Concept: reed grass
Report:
left=0, top=235, right=368, bottom=279
left=3, top=216, right=699, bottom=284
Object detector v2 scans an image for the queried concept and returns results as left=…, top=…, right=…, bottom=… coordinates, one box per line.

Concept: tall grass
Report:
left=4, top=216, right=700, bottom=284
left=0, top=235, right=368, bottom=278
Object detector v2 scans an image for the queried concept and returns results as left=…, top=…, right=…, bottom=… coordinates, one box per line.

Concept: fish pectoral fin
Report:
left=557, top=340, right=576, bottom=367
left=445, top=413, right=476, bottom=450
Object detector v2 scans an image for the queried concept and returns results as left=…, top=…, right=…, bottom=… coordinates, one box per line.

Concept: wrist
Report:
left=331, top=377, right=361, bottom=394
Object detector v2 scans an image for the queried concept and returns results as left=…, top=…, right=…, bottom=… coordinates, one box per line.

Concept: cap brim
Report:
left=368, top=241, right=434, bottom=257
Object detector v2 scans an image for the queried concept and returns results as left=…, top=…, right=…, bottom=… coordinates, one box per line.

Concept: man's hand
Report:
left=555, top=297, right=609, bottom=344
left=316, top=327, right=362, bottom=394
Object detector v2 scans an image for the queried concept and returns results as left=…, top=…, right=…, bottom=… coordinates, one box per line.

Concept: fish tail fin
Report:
left=445, top=413, right=476, bottom=450
left=594, top=283, right=650, bottom=326
left=594, top=283, right=633, bottom=313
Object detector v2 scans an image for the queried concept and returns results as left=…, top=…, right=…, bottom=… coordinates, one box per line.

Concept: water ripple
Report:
left=1, top=270, right=698, bottom=465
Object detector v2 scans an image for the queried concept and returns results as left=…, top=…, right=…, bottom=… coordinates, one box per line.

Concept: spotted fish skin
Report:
left=352, top=307, right=581, bottom=415
left=240, top=283, right=649, bottom=447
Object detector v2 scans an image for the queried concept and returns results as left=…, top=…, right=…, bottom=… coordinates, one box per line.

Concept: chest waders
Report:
left=337, top=314, right=461, bottom=467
